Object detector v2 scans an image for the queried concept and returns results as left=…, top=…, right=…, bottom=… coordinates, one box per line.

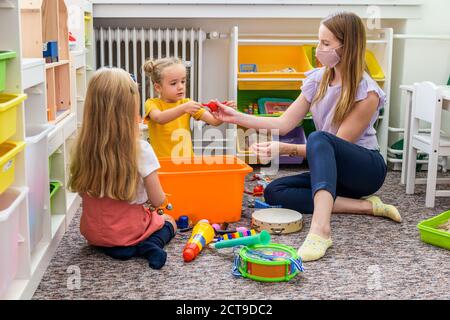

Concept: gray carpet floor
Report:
left=32, top=167, right=450, bottom=300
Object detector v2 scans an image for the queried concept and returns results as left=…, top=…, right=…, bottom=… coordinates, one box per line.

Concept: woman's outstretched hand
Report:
left=211, top=100, right=239, bottom=123
left=250, top=141, right=292, bottom=159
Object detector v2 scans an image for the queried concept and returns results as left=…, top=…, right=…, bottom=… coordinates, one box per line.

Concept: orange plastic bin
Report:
left=157, top=155, right=253, bottom=224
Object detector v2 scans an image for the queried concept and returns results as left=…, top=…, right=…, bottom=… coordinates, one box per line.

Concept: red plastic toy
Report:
left=253, top=185, right=264, bottom=196
left=202, top=101, right=227, bottom=112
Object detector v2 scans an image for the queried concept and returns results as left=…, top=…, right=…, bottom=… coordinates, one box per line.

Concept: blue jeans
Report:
left=264, top=131, right=387, bottom=214
left=100, top=221, right=176, bottom=269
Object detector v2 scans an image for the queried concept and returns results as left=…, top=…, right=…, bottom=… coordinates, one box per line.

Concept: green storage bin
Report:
left=49, top=181, right=61, bottom=199
left=0, top=51, right=17, bottom=92
left=302, top=112, right=316, bottom=138
left=417, top=210, right=450, bottom=250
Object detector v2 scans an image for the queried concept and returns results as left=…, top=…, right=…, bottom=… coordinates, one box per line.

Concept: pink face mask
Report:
left=315, top=45, right=343, bottom=68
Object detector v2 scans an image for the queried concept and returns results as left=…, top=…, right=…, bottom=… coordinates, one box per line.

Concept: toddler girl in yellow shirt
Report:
left=143, top=57, right=235, bottom=158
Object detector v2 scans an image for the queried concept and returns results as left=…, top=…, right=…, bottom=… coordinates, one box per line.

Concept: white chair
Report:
left=406, top=81, right=450, bottom=207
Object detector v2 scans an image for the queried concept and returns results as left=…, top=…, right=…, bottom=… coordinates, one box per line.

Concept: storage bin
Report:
left=49, top=181, right=62, bottom=212
left=0, top=187, right=28, bottom=297
left=157, top=156, right=253, bottom=223
left=279, top=126, right=306, bottom=164
left=25, top=124, right=53, bottom=252
left=0, top=51, right=16, bottom=92
left=0, top=93, right=27, bottom=145
left=0, top=141, right=26, bottom=195
left=365, top=50, right=384, bottom=80
left=238, top=45, right=313, bottom=90
left=417, top=210, right=450, bottom=250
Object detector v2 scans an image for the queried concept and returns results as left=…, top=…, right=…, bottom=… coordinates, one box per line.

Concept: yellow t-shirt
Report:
left=145, top=98, right=206, bottom=158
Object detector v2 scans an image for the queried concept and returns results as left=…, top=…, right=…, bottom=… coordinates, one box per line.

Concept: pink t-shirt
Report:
left=79, top=140, right=165, bottom=247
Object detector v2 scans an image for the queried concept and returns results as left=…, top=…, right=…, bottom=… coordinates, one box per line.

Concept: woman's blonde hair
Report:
left=69, top=67, right=141, bottom=202
left=312, top=11, right=367, bottom=126
left=143, top=57, right=184, bottom=84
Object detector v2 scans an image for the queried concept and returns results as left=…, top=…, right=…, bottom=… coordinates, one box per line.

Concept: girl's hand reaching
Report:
left=212, top=100, right=240, bottom=123
left=183, top=101, right=203, bottom=115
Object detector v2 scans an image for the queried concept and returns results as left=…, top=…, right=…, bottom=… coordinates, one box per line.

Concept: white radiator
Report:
left=94, top=27, right=206, bottom=116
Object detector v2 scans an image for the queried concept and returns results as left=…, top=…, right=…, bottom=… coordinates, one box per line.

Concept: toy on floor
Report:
left=202, top=101, right=227, bottom=112
left=213, top=230, right=270, bottom=249
left=212, top=223, right=249, bottom=235
left=437, top=219, right=450, bottom=233
left=183, top=219, right=215, bottom=262
left=253, top=199, right=282, bottom=210
left=245, top=185, right=264, bottom=197
left=216, top=229, right=257, bottom=241
left=232, top=243, right=304, bottom=282
left=252, top=208, right=303, bottom=235
left=250, top=173, right=272, bottom=183
left=176, top=215, right=193, bottom=233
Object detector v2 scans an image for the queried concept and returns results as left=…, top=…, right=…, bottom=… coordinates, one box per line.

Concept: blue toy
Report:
left=254, top=199, right=282, bottom=210
left=43, top=41, right=58, bottom=63
left=240, top=63, right=257, bottom=72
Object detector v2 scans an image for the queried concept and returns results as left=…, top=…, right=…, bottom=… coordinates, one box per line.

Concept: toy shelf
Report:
left=229, top=26, right=393, bottom=161
left=20, top=0, right=69, bottom=62
left=84, top=7, right=94, bottom=81
left=48, top=147, right=66, bottom=238
left=45, top=61, right=71, bottom=123
left=0, top=0, right=86, bottom=300
left=237, top=43, right=313, bottom=91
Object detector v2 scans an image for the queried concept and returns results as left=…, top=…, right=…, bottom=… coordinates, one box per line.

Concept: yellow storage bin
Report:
left=238, top=45, right=313, bottom=90
left=0, top=94, right=27, bottom=145
left=365, top=50, right=385, bottom=81
left=0, top=141, right=26, bottom=194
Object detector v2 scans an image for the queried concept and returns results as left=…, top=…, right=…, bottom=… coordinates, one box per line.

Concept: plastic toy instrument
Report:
left=182, top=219, right=215, bottom=262
left=216, top=229, right=256, bottom=241
left=213, top=230, right=271, bottom=249
left=232, top=243, right=304, bottom=282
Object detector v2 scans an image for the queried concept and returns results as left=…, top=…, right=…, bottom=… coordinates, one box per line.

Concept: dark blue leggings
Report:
left=264, top=131, right=387, bottom=214
left=100, top=221, right=175, bottom=269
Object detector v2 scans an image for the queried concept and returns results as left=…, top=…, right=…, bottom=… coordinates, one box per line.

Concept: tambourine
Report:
left=232, top=243, right=304, bottom=282
left=252, top=208, right=303, bottom=235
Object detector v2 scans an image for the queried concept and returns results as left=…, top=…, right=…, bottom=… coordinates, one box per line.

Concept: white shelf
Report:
left=230, top=27, right=393, bottom=161
left=1, top=0, right=87, bottom=301
left=51, top=214, right=65, bottom=239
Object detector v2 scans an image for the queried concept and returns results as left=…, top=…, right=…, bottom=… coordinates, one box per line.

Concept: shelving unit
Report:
left=83, top=1, right=94, bottom=82
left=0, top=0, right=88, bottom=300
left=20, top=0, right=72, bottom=124
left=67, top=0, right=93, bottom=125
left=228, top=26, right=393, bottom=163
left=0, top=0, right=31, bottom=300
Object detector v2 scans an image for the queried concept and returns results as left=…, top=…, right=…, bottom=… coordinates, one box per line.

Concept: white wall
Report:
left=390, top=0, right=450, bottom=140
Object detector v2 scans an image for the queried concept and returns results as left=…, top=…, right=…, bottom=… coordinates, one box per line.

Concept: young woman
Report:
left=213, top=12, right=401, bottom=262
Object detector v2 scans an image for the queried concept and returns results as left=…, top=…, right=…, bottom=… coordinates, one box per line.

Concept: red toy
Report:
left=202, top=101, right=227, bottom=112
left=253, top=185, right=264, bottom=196
left=245, top=185, right=264, bottom=196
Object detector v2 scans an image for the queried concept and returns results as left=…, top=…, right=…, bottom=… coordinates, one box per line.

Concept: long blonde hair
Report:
left=312, top=11, right=367, bottom=126
left=69, top=67, right=141, bottom=202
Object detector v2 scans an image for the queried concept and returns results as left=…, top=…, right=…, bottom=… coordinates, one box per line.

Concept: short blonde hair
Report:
left=143, top=57, right=184, bottom=84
